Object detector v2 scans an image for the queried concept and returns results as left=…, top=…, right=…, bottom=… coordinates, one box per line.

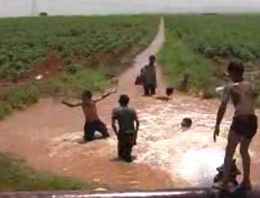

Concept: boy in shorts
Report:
left=62, top=89, right=116, bottom=142
left=213, top=61, right=258, bottom=191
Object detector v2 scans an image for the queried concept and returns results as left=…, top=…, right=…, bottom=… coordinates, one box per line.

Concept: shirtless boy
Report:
left=62, top=89, right=116, bottom=142
left=213, top=61, right=258, bottom=191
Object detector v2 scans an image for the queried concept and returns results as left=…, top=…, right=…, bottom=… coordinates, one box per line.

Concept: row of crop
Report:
left=0, top=16, right=157, bottom=80
left=0, top=16, right=159, bottom=119
left=164, top=15, right=260, bottom=62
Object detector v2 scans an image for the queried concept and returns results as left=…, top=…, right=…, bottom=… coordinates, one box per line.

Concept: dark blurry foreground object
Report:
left=214, top=159, right=241, bottom=186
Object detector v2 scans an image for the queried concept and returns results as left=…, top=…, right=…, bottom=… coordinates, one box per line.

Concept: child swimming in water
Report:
left=153, top=87, right=174, bottom=101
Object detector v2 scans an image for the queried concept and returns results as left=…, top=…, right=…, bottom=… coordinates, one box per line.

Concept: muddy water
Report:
left=1, top=19, right=260, bottom=190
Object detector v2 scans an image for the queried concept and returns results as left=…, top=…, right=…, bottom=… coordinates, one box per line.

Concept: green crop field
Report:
left=0, top=15, right=159, bottom=119
left=159, top=15, right=260, bottom=98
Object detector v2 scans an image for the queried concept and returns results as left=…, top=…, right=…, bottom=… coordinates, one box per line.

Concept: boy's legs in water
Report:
left=118, top=133, right=133, bottom=162
left=84, top=120, right=109, bottom=142
left=84, top=122, right=95, bottom=142
left=124, top=144, right=133, bottom=162
left=124, top=134, right=135, bottom=162
left=143, top=84, right=156, bottom=96
left=240, top=137, right=252, bottom=188
left=95, top=120, right=109, bottom=138
left=150, top=85, right=156, bottom=95
left=143, top=85, right=149, bottom=96
left=216, top=130, right=253, bottom=190
left=216, top=130, right=240, bottom=189
left=118, top=141, right=124, bottom=159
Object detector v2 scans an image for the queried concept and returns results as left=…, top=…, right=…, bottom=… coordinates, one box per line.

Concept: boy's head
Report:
left=82, top=90, right=92, bottom=101
left=149, top=55, right=156, bottom=65
left=166, top=87, right=174, bottom=96
left=181, top=118, right=192, bottom=128
left=119, top=95, right=129, bottom=106
left=228, top=61, right=244, bottom=82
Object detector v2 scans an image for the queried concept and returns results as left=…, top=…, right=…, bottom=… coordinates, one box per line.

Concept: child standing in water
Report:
left=213, top=61, right=258, bottom=191
left=142, top=55, right=157, bottom=96
left=112, top=95, right=140, bottom=162
left=62, top=89, right=116, bottom=142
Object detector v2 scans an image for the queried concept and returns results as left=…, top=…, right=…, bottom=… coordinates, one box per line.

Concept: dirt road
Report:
left=1, top=18, right=260, bottom=190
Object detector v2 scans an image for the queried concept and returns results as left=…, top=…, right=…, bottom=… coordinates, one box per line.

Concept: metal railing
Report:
left=0, top=188, right=259, bottom=198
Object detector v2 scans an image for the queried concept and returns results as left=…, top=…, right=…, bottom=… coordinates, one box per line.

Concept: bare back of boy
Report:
left=223, top=81, right=256, bottom=138
left=218, top=81, right=257, bottom=189
left=225, top=81, right=255, bottom=116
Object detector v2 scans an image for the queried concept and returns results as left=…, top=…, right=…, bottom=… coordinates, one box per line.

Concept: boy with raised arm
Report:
left=112, top=95, right=139, bottom=163
left=62, top=89, right=116, bottom=142
left=213, top=61, right=258, bottom=191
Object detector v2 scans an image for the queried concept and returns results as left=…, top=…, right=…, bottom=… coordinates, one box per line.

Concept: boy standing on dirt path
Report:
left=141, top=55, right=157, bottom=96
left=62, top=89, right=116, bottom=143
left=112, top=95, right=139, bottom=163
left=213, top=61, right=258, bottom=191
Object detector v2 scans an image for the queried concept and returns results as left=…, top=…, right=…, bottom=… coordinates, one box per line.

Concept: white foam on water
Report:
left=46, top=98, right=232, bottom=187
left=48, top=131, right=115, bottom=158
left=134, top=101, right=229, bottom=187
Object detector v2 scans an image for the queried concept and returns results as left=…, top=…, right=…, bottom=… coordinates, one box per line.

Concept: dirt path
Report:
left=1, top=18, right=260, bottom=190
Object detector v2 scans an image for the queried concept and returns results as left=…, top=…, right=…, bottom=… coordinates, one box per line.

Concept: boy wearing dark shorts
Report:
left=112, top=95, right=139, bottom=162
left=213, top=61, right=258, bottom=191
left=62, top=89, right=116, bottom=142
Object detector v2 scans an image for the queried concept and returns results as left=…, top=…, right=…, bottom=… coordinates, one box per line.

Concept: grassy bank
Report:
left=158, top=28, right=215, bottom=97
left=159, top=15, right=260, bottom=98
left=0, top=15, right=159, bottom=119
left=0, top=153, right=93, bottom=191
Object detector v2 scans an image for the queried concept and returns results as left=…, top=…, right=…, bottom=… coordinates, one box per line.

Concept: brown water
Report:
left=0, top=19, right=260, bottom=190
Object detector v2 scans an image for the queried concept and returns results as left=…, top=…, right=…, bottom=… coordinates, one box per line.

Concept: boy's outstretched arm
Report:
left=214, top=102, right=227, bottom=142
left=94, top=89, right=117, bottom=103
left=62, top=101, right=82, bottom=107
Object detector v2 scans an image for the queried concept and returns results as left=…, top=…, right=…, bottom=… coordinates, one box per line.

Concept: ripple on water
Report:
left=134, top=101, right=230, bottom=187
left=46, top=99, right=232, bottom=188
